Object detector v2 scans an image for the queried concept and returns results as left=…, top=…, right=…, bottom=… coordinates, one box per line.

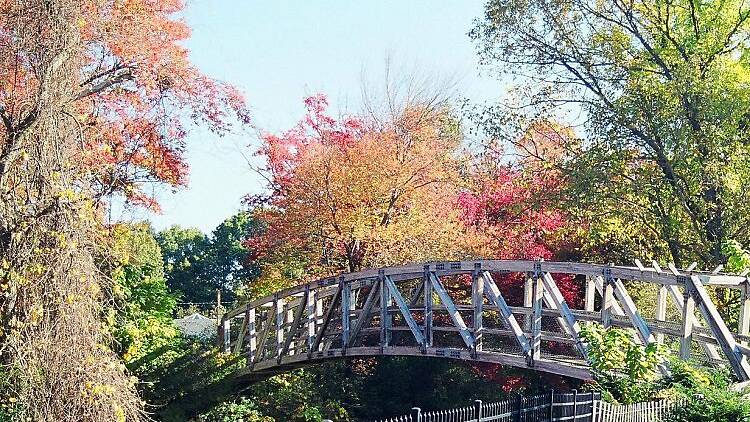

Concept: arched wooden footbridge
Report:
left=219, top=260, right=750, bottom=382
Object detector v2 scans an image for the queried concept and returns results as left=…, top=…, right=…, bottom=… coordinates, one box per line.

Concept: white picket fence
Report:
left=341, top=392, right=680, bottom=422
left=593, top=399, right=681, bottom=422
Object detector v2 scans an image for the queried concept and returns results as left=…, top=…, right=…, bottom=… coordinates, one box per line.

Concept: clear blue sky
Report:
left=119, top=0, right=503, bottom=233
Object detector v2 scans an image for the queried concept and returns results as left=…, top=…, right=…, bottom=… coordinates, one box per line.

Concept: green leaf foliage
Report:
left=110, top=223, right=177, bottom=362
left=580, top=323, right=664, bottom=403
left=156, top=211, right=261, bottom=304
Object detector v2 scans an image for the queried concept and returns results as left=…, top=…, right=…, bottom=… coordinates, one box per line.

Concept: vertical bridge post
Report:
left=601, top=268, right=614, bottom=328
left=739, top=279, right=750, bottom=346
left=472, top=263, right=483, bottom=355
left=423, top=265, right=433, bottom=350
left=680, top=276, right=695, bottom=359
left=379, top=270, right=391, bottom=349
left=531, top=261, right=543, bottom=364
left=341, top=276, right=351, bottom=353
left=655, top=284, right=668, bottom=344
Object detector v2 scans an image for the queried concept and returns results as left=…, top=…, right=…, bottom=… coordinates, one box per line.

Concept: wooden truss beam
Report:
left=385, top=276, right=426, bottom=346
left=482, top=271, right=532, bottom=362
left=429, top=273, right=475, bottom=349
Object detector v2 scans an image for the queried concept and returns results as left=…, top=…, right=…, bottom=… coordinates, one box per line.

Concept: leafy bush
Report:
left=198, top=397, right=273, bottom=422
left=662, top=360, right=750, bottom=422
left=667, top=386, right=750, bottom=422
left=580, top=323, right=664, bottom=403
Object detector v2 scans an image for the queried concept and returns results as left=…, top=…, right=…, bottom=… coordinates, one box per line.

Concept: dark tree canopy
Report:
left=156, top=211, right=261, bottom=303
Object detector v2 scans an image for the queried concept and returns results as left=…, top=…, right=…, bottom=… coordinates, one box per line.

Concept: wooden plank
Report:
left=611, top=279, right=655, bottom=344
left=531, top=272, right=543, bottom=363
left=688, top=276, right=750, bottom=381
left=275, top=298, right=285, bottom=359
left=385, top=276, right=426, bottom=346
left=666, top=284, right=722, bottom=360
left=254, top=306, right=274, bottom=364
left=234, top=307, right=250, bottom=355
left=341, top=278, right=351, bottom=349
left=541, top=272, right=587, bottom=358
left=739, top=281, right=750, bottom=346
left=247, top=308, right=257, bottom=363
left=224, top=259, right=749, bottom=320
left=593, top=275, right=625, bottom=316
left=680, top=282, right=695, bottom=360
left=380, top=273, right=392, bottom=347
left=221, top=317, right=231, bottom=353
left=601, top=278, right=614, bottom=329
left=584, top=276, right=595, bottom=313
left=348, top=282, right=380, bottom=346
left=424, top=268, right=433, bottom=347
left=472, top=267, right=484, bottom=352
left=429, top=273, right=475, bottom=349
left=524, top=274, right=533, bottom=331
left=482, top=271, right=532, bottom=358
left=655, top=285, right=667, bottom=344
left=306, top=288, right=316, bottom=351
left=281, top=291, right=307, bottom=358
left=309, top=285, right=341, bottom=356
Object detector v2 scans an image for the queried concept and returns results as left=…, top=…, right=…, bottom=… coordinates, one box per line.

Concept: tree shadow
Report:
left=128, top=340, right=253, bottom=421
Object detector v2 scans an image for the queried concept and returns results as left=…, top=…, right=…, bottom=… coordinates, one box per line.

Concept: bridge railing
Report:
left=220, top=259, right=750, bottom=381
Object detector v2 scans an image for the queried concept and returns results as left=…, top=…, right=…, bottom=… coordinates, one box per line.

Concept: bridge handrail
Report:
left=225, top=260, right=749, bottom=319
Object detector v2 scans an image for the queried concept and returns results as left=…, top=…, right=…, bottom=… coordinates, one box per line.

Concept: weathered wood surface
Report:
left=221, top=260, right=750, bottom=382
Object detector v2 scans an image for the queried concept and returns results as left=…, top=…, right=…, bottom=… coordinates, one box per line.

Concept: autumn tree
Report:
left=472, top=0, right=750, bottom=267
left=0, top=1, right=247, bottom=420
left=247, top=93, right=465, bottom=296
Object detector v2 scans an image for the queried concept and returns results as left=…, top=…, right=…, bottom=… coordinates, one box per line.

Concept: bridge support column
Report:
left=423, top=266, right=433, bottom=350
left=656, top=284, right=667, bottom=344
left=275, top=297, right=285, bottom=360
left=379, top=270, right=391, bottom=348
left=341, top=277, right=351, bottom=352
left=247, top=308, right=256, bottom=362
left=472, top=263, right=484, bottom=354
left=739, top=281, right=750, bottom=346
left=530, top=264, right=543, bottom=364
left=601, top=269, right=614, bottom=329
left=584, top=276, right=595, bottom=314
left=306, top=287, right=316, bottom=352
left=680, top=279, right=695, bottom=360
left=524, top=274, right=533, bottom=331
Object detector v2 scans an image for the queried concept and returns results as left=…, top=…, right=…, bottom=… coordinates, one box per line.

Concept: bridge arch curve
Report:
left=220, top=260, right=750, bottom=382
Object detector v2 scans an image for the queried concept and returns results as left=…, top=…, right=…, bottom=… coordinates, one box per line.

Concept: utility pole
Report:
left=216, top=289, right=221, bottom=325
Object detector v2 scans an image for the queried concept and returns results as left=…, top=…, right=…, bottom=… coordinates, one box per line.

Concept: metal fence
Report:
left=352, top=391, right=678, bottom=422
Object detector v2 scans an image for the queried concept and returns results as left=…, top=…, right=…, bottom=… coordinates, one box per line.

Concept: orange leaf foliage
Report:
left=0, top=0, right=250, bottom=209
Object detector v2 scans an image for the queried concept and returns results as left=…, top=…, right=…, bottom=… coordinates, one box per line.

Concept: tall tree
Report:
left=0, top=1, right=247, bottom=419
left=157, top=212, right=260, bottom=303
left=157, top=226, right=212, bottom=303
left=472, top=0, right=750, bottom=266
left=247, top=94, right=465, bottom=295
left=204, top=211, right=262, bottom=300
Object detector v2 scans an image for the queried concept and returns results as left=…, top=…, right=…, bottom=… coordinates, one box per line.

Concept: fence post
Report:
left=411, top=407, right=421, bottom=422
left=474, top=399, right=482, bottom=422
left=549, top=390, right=554, bottom=421
left=572, top=390, right=578, bottom=421
left=514, top=394, right=522, bottom=422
